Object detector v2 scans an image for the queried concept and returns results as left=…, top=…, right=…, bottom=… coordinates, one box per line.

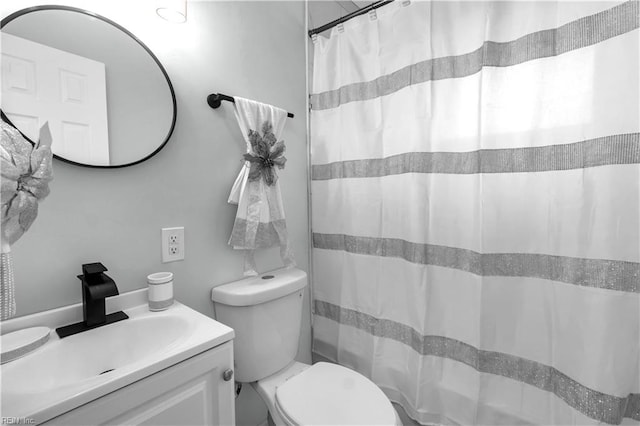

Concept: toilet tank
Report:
left=211, top=267, right=307, bottom=383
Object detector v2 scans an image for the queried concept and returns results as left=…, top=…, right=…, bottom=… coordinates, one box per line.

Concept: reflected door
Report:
left=1, top=33, right=109, bottom=165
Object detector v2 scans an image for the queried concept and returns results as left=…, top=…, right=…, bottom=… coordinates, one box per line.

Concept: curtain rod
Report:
left=207, top=93, right=294, bottom=118
left=308, top=0, right=394, bottom=37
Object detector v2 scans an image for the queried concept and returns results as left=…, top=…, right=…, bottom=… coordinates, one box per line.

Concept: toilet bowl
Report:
left=253, top=361, right=400, bottom=426
left=211, top=268, right=399, bottom=426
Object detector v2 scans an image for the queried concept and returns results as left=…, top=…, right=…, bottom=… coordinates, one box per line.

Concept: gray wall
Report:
left=0, top=1, right=309, bottom=425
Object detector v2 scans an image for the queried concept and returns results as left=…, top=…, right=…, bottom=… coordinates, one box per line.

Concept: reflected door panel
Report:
left=1, top=33, right=109, bottom=165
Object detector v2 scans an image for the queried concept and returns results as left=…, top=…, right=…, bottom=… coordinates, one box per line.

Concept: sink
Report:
left=4, top=314, right=189, bottom=393
left=1, top=289, right=234, bottom=423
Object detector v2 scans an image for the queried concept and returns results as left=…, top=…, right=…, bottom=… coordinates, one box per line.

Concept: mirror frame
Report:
left=0, top=5, right=177, bottom=169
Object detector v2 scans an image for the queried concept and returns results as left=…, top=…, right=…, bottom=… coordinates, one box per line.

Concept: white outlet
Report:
left=162, top=227, right=184, bottom=263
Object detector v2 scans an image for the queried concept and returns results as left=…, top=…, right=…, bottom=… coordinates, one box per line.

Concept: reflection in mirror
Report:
left=0, top=6, right=176, bottom=168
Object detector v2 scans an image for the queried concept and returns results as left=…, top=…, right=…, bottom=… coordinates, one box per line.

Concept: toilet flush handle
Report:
left=223, top=369, right=234, bottom=381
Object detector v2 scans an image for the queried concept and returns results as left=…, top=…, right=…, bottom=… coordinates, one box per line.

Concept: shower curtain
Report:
left=310, top=1, right=640, bottom=425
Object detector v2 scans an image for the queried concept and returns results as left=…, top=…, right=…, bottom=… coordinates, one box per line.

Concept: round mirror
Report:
left=1, top=6, right=176, bottom=168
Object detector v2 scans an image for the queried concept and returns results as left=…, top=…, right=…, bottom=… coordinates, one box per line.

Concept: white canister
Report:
left=147, top=272, right=174, bottom=311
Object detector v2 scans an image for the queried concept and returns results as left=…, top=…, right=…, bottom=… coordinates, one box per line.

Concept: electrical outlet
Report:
left=162, top=227, right=184, bottom=263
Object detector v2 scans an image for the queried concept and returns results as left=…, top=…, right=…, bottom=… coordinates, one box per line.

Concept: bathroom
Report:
left=0, top=0, right=638, bottom=425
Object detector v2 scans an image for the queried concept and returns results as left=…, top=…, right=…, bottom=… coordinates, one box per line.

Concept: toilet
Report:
left=211, top=267, right=400, bottom=426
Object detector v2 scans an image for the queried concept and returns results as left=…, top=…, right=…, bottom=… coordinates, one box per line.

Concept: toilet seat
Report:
left=274, top=362, right=397, bottom=426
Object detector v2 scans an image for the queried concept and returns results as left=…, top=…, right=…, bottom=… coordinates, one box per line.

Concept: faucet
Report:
left=56, top=263, right=129, bottom=338
left=80, top=263, right=119, bottom=326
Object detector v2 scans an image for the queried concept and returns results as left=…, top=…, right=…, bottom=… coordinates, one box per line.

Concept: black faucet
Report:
left=80, top=263, right=119, bottom=326
left=56, top=263, right=129, bottom=338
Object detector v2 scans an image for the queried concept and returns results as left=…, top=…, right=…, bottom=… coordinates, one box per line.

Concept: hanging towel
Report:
left=227, top=97, right=295, bottom=276
left=1, top=121, right=53, bottom=319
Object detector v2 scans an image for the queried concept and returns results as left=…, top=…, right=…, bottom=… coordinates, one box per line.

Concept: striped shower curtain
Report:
left=310, top=1, right=640, bottom=425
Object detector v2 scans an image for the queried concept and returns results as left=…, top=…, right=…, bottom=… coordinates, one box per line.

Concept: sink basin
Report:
left=4, top=314, right=188, bottom=393
left=1, top=290, right=234, bottom=423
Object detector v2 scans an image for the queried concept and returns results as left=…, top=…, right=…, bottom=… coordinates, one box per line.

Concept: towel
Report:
left=227, top=97, right=295, bottom=276
left=1, top=120, right=53, bottom=319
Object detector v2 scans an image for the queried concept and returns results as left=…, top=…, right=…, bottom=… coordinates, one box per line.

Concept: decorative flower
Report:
left=1, top=121, right=53, bottom=246
left=243, top=121, right=287, bottom=186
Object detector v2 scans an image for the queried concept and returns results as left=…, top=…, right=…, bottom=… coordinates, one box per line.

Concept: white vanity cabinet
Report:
left=44, top=342, right=235, bottom=426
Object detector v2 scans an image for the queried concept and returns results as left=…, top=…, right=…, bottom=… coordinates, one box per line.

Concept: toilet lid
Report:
left=275, top=362, right=396, bottom=426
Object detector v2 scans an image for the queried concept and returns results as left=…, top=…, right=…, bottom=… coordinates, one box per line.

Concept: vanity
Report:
left=0, top=289, right=235, bottom=425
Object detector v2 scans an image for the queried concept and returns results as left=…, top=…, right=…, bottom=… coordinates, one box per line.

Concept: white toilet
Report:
left=211, top=267, right=400, bottom=426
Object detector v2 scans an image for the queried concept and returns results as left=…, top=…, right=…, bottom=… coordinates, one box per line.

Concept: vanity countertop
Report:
left=0, top=289, right=234, bottom=424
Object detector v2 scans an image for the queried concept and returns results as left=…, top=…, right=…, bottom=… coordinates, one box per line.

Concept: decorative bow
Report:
left=243, top=121, right=287, bottom=186
left=1, top=121, right=53, bottom=247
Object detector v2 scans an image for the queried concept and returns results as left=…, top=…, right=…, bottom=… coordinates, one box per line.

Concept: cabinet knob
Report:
left=223, top=369, right=234, bottom=381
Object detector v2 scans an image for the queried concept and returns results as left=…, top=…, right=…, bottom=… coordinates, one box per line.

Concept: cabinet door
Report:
left=45, top=342, right=235, bottom=426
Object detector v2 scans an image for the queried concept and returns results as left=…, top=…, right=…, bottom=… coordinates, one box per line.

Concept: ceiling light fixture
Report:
left=156, top=0, right=187, bottom=23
